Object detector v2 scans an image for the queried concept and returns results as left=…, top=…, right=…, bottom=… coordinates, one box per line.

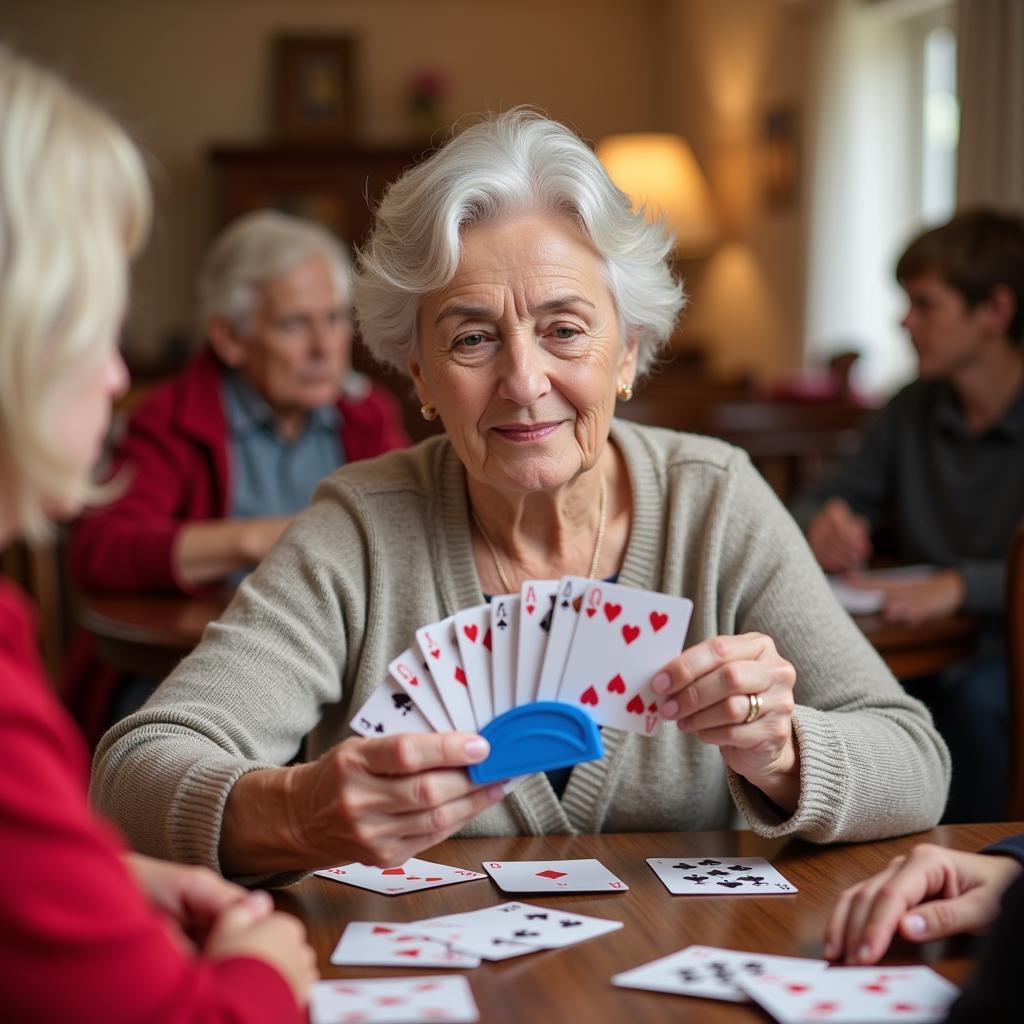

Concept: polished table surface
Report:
left=273, top=824, right=1019, bottom=1023
left=79, top=591, right=978, bottom=681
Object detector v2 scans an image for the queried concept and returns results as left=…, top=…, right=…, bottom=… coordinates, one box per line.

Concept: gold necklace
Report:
left=471, top=474, right=608, bottom=594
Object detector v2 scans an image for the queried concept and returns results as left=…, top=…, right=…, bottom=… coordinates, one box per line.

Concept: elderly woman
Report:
left=92, top=110, right=949, bottom=884
left=0, top=46, right=314, bottom=1021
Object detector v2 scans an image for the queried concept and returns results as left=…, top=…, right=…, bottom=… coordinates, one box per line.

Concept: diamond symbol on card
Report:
left=536, top=869, right=568, bottom=879
left=381, top=868, right=405, bottom=875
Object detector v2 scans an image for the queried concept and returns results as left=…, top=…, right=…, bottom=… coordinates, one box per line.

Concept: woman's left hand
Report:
left=653, top=632, right=800, bottom=810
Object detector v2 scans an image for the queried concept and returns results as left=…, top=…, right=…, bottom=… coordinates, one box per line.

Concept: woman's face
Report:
left=412, top=211, right=637, bottom=495
left=47, top=342, right=128, bottom=515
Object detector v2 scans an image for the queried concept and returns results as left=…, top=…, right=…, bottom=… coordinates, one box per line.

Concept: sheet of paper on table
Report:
left=829, top=565, right=938, bottom=615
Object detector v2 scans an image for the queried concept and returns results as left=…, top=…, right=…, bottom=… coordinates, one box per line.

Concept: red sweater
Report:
left=69, top=348, right=409, bottom=594
left=0, top=578, right=302, bottom=1024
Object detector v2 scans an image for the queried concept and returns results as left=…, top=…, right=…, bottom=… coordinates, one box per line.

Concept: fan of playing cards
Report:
left=350, top=577, right=693, bottom=781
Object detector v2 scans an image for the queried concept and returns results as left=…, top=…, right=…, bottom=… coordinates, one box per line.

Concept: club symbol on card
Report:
left=622, top=623, right=640, bottom=645
left=649, top=611, right=669, bottom=632
left=392, top=693, right=414, bottom=715
left=606, top=674, right=626, bottom=694
left=536, top=870, right=567, bottom=879
left=559, top=919, right=582, bottom=928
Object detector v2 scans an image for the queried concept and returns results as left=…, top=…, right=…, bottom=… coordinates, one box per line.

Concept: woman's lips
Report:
left=491, top=422, right=562, bottom=442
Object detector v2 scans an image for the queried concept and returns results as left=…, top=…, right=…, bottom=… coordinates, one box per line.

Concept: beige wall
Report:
left=0, top=0, right=817, bottom=379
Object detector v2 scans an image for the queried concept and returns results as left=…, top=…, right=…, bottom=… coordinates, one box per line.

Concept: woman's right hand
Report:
left=824, top=844, right=1022, bottom=964
left=205, top=892, right=318, bottom=1006
left=287, top=732, right=506, bottom=869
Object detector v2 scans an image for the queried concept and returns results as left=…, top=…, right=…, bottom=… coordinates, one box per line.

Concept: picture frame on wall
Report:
left=274, top=35, right=356, bottom=143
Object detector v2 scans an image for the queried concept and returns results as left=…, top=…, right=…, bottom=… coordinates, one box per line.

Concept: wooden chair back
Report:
left=1004, top=519, right=1024, bottom=819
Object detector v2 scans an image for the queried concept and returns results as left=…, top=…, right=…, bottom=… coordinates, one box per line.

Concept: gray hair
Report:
left=197, top=209, right=353, bottom=334
left=355, top=109, right=685, bottom=378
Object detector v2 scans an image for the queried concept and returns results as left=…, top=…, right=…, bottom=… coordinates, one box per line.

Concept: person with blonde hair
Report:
left=94, top=109, right=949, bottom=884
left=0, top=45, right=316, bottom=1022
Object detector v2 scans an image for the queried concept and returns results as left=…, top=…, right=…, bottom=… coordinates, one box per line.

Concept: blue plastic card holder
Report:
left=467, top=701, right=604, bottom=784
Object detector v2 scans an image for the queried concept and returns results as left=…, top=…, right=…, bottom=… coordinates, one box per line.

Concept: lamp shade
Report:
left=596, top=132, right=719, bottom=255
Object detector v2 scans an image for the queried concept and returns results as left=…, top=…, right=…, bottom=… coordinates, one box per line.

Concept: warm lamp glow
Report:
left=596, top=133, right=719, bottom=255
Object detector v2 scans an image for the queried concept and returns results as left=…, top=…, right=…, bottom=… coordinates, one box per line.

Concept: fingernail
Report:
left=652, top=672, right=671, bottom=694
left=464, top=737, right=489, bottom=760
left=487, top=784, right=505, bottom=799
left=823, top=940, right=835, bottom=959
left=856, top=944, right=872, bottom=963
left=661, top=699, right=679, bottom=718
left=904, top=914, right=926, bottom=936
left=247, top=890, right=273, bottom=911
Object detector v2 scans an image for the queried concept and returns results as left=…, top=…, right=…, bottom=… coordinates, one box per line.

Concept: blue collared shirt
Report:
left=221, top=369, right=344, bottom=521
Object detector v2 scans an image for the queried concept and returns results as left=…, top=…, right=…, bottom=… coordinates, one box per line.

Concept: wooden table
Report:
left=277, top=824, right=1020, bottom=1022
left=80, top=591, right=978, bottom=682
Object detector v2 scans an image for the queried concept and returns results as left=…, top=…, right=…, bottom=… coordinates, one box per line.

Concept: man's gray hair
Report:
left=355, top=108, right=685, bottom=378
left=197, top=209, right=352, bottom=333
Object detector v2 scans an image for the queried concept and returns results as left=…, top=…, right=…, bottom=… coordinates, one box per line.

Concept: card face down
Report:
left=482, top=858, right=628, bottom=894
left=557, top=581, right=693, bottom=735
left=646, top=856, right=798, bottom=895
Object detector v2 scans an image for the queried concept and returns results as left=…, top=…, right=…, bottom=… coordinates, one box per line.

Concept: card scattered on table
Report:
left=315, top=858, right=486, bottom=896
left=311, top=976, right=479, bottom=1024
left=482, top=858, right=629, bottom=894
left=737, top=964, right=960, bottom=1024
left=329, top=922, right=481, bottom=968
left=646, top=856, right=797, bottom=895
left=612, top=945, right=827, bottom=1003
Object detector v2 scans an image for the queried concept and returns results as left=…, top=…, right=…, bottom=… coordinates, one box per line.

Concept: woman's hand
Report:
left=205, top=892, right=318, bottom=1008
left=283, top=732, right=507, bottom=869
left=824, top=844, right=1023, bottom=964
left=123, top=852, right=252, bottom=947
left=653, top=633, right=800, bottom=811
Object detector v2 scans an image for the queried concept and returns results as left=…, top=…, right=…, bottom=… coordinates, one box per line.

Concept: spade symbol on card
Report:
left=514, top=930, right=540, bottom=939
left=497, top=602, right=508, bottom=630
left=539, top=594, right=556, bottom=633
left=559, top=919, right=583, bottom=928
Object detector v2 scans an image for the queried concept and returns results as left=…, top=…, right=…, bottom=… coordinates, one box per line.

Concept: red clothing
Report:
left=69, top=348, right=409, bottom=594
left=0, top=577, right=302, bottom=1024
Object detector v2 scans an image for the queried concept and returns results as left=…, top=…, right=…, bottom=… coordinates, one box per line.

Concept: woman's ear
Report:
left=205, top=318, right=247, bottom=369
left=407, top=355, right=434, bottom=408
left=618, top=332, right=640, bottom=389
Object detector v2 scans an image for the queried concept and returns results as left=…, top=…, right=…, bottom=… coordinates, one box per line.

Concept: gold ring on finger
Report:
left=744, top=692, right=763, bottom=724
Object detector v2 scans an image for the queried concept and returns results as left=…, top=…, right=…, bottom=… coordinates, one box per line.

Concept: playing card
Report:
left=315, top=858, right=486, bottom=895
left=349, top=676, right=433, bottom=738
left=489, top=595, right=519, bottom=716
left=612, top=945, right=827, bottom=1003
left=515, top=579, right=559, bottom=706
left=454, top=604, right=494, bottom=727
left=737, top=965, right=960, bottom=1024
left=417, top=616, right=477, bottom=732
left=329, top=922, right=481, bottom=968
left=557, top=581, right=693, bottom=735
left=388, top=646, right=454, bottom=733
left=311, top=976, right=479, bottom=1024
left=482, top=858, right=629, bottom=894
left=535, top=575, right=591, bottom=702
left=415, top=901, right=623, bottom=956
left=646, top=856, right=798, bottom=895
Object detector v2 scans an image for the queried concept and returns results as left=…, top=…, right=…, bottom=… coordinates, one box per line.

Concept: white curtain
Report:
left=956, top=0, right=1024, bottom=207
left=802, top=0, right=921, bottom=398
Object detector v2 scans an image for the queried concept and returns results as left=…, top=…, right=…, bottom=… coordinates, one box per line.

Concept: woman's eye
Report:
left=551, top=325, right=583, bottom=340
left=456, top=332, right=487, bottom=348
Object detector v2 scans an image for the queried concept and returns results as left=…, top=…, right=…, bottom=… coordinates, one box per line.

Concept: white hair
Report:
left=0, top=45, right=150, bottom=542
left=355, top=108, right=685, bottom=377
left=197, top=209, right=353, bottom=334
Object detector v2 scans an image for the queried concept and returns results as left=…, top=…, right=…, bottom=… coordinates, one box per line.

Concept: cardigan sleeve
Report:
left=716, top=452, right=951, bottom=842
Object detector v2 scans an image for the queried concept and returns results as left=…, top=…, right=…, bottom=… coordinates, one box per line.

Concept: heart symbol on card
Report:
left=372, top=925, right=395, bottom=934
left=413, top=983, right=440, bottom=992
left=397, top=950, right=420, bottom=958
left=581, top=686, right=599, bottom=706
left=463, top=624, right=478, bottom=643
left=785, top=983, right=810, bottom=993
left=863, top=984, right=888, bottom=993
left=626, top=695, right=644, bottom=714
left=585, top=607, right=597, bottom=617
left=378, top=997, right=405, bottom=1006
left=812, top=1003, right=839, bottom=1014
left=454, top=666, right=467, bottom=686
left=622, top=624, right=640, bottom=645
left=649, top=611, right=669, bottom=632
left=603, top=602, right=622, bottom=622
left=606, top=673, right=626, bottom=694
left=526, top=604, right=535, bottom=614
left=891, top=1004, right=918, bottom=1013
left=381, top=868, right=405, bottom=876
left=429, top=648, right=440, bottom=659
